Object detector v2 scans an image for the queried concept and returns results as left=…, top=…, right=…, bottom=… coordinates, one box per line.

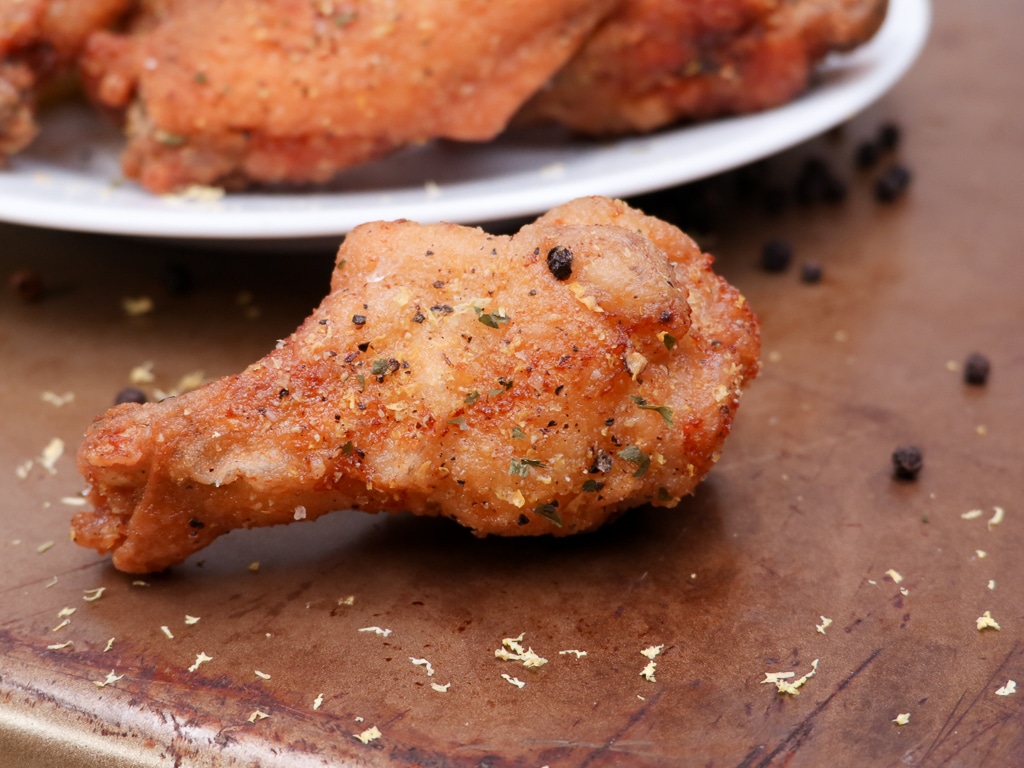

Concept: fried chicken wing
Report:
left=78, top=0, right=618, bottom=192
left=74, top=197, right=760, bottom=573
left=519, top=0, right=889, bottom=135
left=0, top=0, right=131, bottom=157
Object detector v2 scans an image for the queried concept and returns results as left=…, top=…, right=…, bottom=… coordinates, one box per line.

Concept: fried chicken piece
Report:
left=519, top=0, right=889, bottom=135
left=74, top=197, right=759, bottom=573
left=0, top=0, right=132, bottom=157
left=78, top=0, right=618, bottom=193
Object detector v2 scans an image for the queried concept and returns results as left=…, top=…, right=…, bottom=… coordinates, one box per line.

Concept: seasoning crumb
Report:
left=559, top=649, right=587, bottom=659
left=501, top=674, right=526, bottom=689
left=995, top=680, right=1017, bottom=697
left=816, top=616, right=833, bottom=635
left=764, top=659, right=819, bottom=696
left=495, top=633, right=547, bottom=667
left=83, top=587, right=106, bottom=602
left=161, top=626, right=174, bottom=639
left=354, top=725, right=382, bottom=743
left=41, top=391, right=75, bottom=407
left=184, top=615, right=200, bottom=625
left=961, top=509, right=984, bottom=520
left=103, top=638, right=115, bottom=653
left=255, top=670, right=271, bottom=680
left=976, top=611, right=1001, bottom=631
left=358, top=626, right=393, bottom=637
left=94, top=671, right=124, bottom=689
left=409, top=657, right=435, bottom=677
left=963, top=353, right=990, bottom=385
left=129, top=362, right=156, bottom=385
left=37, top=540, right=55, bottom=554
left=893, top=712, right=911, bottom=726
left=247, top=710, right=270, bottom=723
left=885, top=569, right=904, bottom=584
left=122, top=296, right=155, bottom=317
left=988, top=580, right=996, bottom=591
left=188, top=652, right=213, bottom=672
left=431, top=682, right=451, bottom=693
left=892, top=445, right=923, bottom=480
left=313, top=693, right=324, bottom=710
left=47, top=641, right=74, bottom=651
left=248, top=561, right=260, bottom=572
left=987, top=506, right=1005, bottom=530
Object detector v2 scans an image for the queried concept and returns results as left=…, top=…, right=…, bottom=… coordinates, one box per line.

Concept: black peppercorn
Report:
left=892, top=445, right=923, bottom=480
left=855, top=141, right=880, bottom=170
left=875, top=164, right=912, bottom=203
left=877, top=122, right=901, bottom=152
left=546, top=245, right=574, bottom=281
left=114, top=387, right=148, bottom=405
left=800, top=261, right=823, bottom=284
left=760, top=238, right=793, bottom=273
left=963, top=353, right=990, bottom=386
left=352, top=314, right=367, bottom=325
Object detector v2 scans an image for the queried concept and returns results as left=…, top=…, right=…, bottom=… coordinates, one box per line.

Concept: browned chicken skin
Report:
left=519, top=0, right=889, bottom=135
left=74, top=197, right=760, bottom=573
left=79, top=0, right=618, bottom=192
left=0, top=0, right=131, bottom=157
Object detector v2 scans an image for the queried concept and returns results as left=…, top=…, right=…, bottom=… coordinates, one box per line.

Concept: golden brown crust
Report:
left=74, top=197, right=760, bottom=573
left=519, top=0, right=890, bottom=135
left=79, top=0, right=619, bottom=192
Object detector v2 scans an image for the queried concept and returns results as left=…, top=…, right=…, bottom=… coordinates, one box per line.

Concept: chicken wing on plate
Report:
left=519, top=0, right=889, bottom=135
left=74, top=197, right=760, bottom=573
left=79, top=0, right=618, bottom=192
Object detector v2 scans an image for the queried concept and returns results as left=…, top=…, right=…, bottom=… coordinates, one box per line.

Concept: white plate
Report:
left=0, top=0, right=928, bottom=241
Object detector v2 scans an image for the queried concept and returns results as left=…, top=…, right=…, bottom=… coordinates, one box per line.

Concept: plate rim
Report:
left=0, top=0, right=930, bottom=240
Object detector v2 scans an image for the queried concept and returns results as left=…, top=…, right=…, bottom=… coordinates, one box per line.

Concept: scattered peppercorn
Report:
left=892, top=445, right=923, bottom=480
left=875, top=164, right=911, bottom=203
left=546, top=245, right=574, bottom=281
left=800, top=261, right=823, bottom=284
left=114, top=387, right=148, bottom=405
left=854, top=141, right=880, bottom=170
left=352, top=314, right=367, bottom=325
left=9, top=268, right=44, bottom=302
left=760, top=238, right=793, bottom=272
left=877, top=122, right=901, bottom=152
left=963, top=353, right=990, bottom=386
left=188, top=518, right=205, bottom=529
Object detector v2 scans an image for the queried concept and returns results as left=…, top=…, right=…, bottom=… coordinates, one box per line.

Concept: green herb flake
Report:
left=447, top=417, right=468, bottom=431
left=509, top=458, right=546, bottom=477
left=337, top=259, right=347, bottom=270
left=154, top=130, right=186, bottom=147
left=582, top=479, right=604, bottom=493
left=511, top=426, right=527, bottom=440
left=193, top=72, right=208, bottom=85
left=356, top=374, right=365, bottom=392
left=533, top=503, right=562, bottom=528
left=341, top=441, right=354, bottom=457
left=661, top=332, right=677, bottom=351
left=464, top=391, right=481, bottom=406
left=334, top=10, right=357, bottom=27
left=473, top=305, right=510, bottom=329
left=657, top=487, right=673, bottom=502
left=617, top=445, right=651, bottom=478
left=629, top=395, right=674, bottom=427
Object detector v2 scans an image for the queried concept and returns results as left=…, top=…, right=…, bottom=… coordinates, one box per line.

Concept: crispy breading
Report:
left=519, top=0, right=889, bottom=135
left=79, top=0, right=618, bottom=192
left=73, top=197, right=760, bottom=573
left=0, top=0, right=131, bottom=157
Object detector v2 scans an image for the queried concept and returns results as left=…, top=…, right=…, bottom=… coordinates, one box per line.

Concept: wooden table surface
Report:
left=2, top=2, right=1022, bottom=766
